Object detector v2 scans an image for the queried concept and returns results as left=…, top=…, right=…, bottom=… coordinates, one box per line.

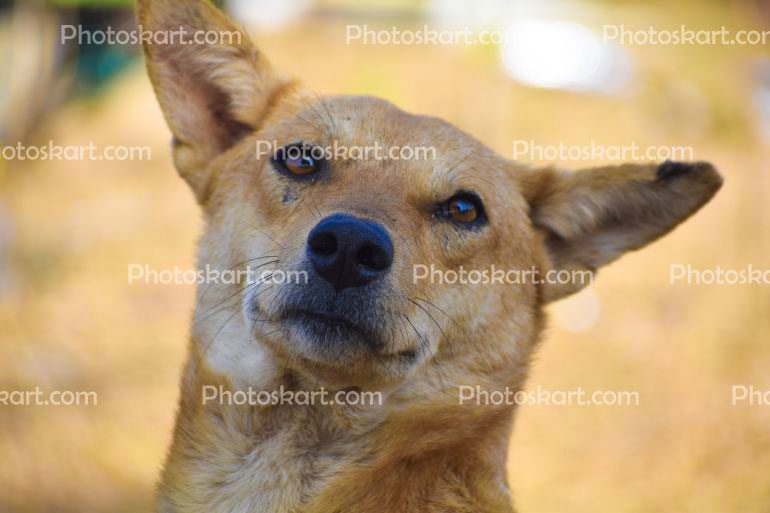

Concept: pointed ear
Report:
left=521, top=161, right=723, bottom=302
left=136, top=0, right=296, bottom=201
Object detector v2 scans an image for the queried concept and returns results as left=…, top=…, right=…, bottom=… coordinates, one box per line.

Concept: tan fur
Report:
left=136, top=1, right=723, bottom=511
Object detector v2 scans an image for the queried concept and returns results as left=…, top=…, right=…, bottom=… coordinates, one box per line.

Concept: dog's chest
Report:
left=180, top=407, right=373, bottom=513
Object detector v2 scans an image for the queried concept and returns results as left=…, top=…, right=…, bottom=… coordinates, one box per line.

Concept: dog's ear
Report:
left=520, top=161, right=723, bottom=302
left=136, top=0, right=294, bottom=200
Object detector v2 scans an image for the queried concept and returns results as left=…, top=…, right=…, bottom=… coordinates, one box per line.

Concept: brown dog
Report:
left=136, top=1, right=722, bottom=511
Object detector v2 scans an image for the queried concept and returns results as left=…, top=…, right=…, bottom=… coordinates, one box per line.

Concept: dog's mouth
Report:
left=247, top=264, right=423, bottom=373
left=268, top=301, right=421, bottom=369
left=281, top=308, right=384, bottom=350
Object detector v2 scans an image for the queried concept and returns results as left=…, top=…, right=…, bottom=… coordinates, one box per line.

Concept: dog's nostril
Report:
left=356, top=243, right=389, bottom=271
left=309, top=232, right=337, bottom=257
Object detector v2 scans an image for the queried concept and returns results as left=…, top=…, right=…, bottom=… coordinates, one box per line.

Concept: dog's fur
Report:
left=136, top=1, right=723, bottom=511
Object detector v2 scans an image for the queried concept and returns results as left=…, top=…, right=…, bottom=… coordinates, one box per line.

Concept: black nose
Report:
left=306, top=213, right=394, bottom=291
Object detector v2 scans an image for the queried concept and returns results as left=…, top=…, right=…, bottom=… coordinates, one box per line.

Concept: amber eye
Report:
left=273, top=143, right=321, bottom=177
left=447, top=198, right=478, bottom=223
left=285, top=154, right=316, bottom=175
left=438, top=192, right=486, bottom=226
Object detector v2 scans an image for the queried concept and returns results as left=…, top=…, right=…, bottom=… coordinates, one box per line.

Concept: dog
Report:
left=136, top=1, right=722, bottom=511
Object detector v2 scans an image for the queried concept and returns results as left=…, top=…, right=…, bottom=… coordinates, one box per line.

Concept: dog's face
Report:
left=234, top=97, right=536, bottom=383
left=197, top=96, right=539, bottom=388
left=138, top=0, right=722, bottom=392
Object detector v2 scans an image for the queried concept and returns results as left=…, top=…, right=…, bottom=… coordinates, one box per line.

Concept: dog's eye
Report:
left=447, top=198, right=478, bottom=223
left=437, top=192, right=487, bottom=226
left=272, top=143, right=321, bottom=177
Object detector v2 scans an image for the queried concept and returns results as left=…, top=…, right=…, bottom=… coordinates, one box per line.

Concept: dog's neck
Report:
left=158, top=327, right=518, bottom=513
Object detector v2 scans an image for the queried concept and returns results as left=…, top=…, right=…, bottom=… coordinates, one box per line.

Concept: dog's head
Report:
left=138, top=0, right=722, bottom=393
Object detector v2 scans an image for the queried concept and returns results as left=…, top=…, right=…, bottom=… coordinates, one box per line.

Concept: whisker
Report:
left=196, top=261, right=280, bottom=321
left=190, top=308, right=241, bottom=380
left=413, top=296, right=468, bottom=337
left=402, top=314, right=445, bottom=390
left=408, top=297, right=453, bottom=357
left=304, top=186, right=323, bottom=219
left=246, top=223, right=285, bottom=250
left=298, top=194, right=320, bottom=220
left=198, top=255, right=279, bottom=304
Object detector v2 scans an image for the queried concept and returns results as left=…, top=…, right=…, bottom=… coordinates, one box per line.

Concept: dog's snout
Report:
left=307, top=213, right=393, bottom=291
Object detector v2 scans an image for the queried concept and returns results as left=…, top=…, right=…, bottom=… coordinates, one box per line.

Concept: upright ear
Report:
left=136, top=0, right=295, bottom=201
left=521, top=161, right=723, bottom=302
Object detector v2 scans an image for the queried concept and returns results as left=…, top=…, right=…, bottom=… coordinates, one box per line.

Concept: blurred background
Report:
left=0, top=0, right=769, bottom=511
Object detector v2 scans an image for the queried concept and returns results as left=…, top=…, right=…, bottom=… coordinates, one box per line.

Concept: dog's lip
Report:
left=281, top=308, right=383, bottom=347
